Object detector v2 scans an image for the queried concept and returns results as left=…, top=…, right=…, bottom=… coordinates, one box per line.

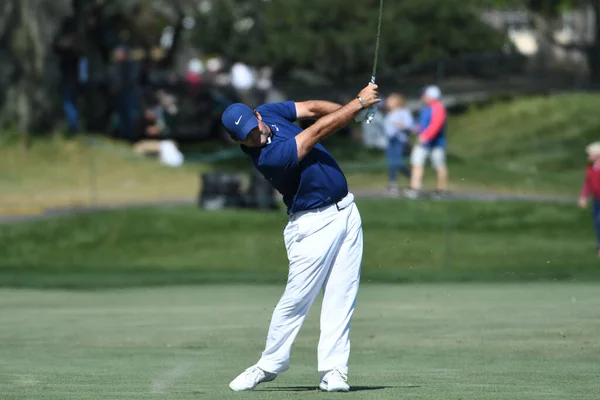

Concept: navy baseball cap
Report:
left=221, top=103, right=259, bottom=141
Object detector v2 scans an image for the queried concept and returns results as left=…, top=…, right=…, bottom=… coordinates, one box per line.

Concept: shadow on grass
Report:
left=260, top=385, right=420, bottom=392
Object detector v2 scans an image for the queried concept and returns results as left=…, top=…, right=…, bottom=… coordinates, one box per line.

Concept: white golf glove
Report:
left=355, top=79, right=378, bottom=123
left=363, top=105, right=377, bottom=124
left=355, top=105, right=377, bottom=123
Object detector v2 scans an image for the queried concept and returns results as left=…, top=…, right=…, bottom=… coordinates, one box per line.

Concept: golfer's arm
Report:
left=295, top=99, right=363, bottom=161
left=295, top=101, right=343, bottom=119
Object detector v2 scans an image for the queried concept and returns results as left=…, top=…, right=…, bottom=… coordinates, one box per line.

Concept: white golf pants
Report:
left=256, top=192, right=363, bottom=376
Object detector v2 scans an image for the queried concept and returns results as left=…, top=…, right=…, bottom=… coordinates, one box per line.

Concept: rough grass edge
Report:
left=1, top=263, right=599, bottom=290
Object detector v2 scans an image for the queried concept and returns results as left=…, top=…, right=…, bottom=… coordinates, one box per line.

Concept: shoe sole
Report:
left=319, top=382, right=350, bottom=392
left=229, top=385, right=252, bottom=392
left=229, top=374, right=277, bottom=391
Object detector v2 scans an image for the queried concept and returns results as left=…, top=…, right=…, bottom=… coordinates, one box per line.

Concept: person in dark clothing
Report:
left=85, top=0, right=128, bottom=65
left=133, top=91, right=170, bottom=141
left=53, top=16, right=82, bottom=133
left=109, top=46, right=141, bottom=142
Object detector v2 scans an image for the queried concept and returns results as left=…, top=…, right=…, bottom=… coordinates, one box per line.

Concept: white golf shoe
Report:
left=229, top=365, right=277, bottom=391
left=319, top=369, right=350, bottom=392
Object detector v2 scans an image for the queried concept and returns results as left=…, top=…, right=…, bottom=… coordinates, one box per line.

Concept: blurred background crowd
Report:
left=1, top=0, right=594, bottom=147
left=48, top=0, right=287, bottom=160
left=1, top=0, right=599, bottom=205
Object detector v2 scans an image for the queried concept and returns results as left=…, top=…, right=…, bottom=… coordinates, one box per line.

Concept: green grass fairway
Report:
left=1, top=284, right=598, bottom=399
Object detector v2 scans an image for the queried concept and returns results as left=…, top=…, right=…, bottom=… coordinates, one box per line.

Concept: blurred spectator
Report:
left=383, top=93, right=413, bottom=194
left=255, top=66, right=274, bottom=104
left=133, top=91, right=183, bottom=167
left=230, top=61, right=257, bottom=106
left=140, top=7, right=185, bottom=88
left=578, top=142, right=600, bottom=257
left=138, top=104, right=167, bottom=139
left=134, top=90, right=177, bottom=141
left=109, top=45, right=141, bottom=141
left=185, top=58, right=205, bottom=95
left=50, top=4, right=260, bottom=146
left=53, top=16, right=82, bottom=133
left=84, top=0, right=115, bottom=64
left=205, top=57, right=226, bottom=85
left=156, top=90, right=178, bottom=121
left=407, top=85, right=448, bottom=198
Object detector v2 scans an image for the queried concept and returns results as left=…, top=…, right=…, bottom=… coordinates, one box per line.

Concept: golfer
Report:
left=221, top=83, right=380, bottom=392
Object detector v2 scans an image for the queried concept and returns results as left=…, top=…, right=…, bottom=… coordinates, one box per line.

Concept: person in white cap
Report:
left=407, top=85, right=448, bottom=198
left=578, top=141, right=600, bottom=257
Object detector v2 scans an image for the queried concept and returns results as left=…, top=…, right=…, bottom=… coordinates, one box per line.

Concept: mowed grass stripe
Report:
left=0, top=284, right=599, bottom=399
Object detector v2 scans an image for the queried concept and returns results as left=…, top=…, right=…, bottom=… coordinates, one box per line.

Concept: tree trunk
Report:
left=587, top=0, right=600, bottom=83
left=0, top=0, right=188, bottom=140
left=0, top=0, right=71, bottom=142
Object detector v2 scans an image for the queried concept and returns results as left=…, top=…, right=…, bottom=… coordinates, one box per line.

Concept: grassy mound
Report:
left=450, top=93, right=598, bottom=172
left=0, top=135, right=203, bottom=213
left=347, top=93, right=599, bottom=195
left=446, top=92, right=598, bottom=194
left=1, top=198, right=597, bottom=288
left=1, top=92, right=596, bottom=213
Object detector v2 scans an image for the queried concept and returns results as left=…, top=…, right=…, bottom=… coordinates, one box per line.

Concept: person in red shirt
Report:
left=578, top=142, right=600, bottom=256
left=408, top=85, right=448, bottom=199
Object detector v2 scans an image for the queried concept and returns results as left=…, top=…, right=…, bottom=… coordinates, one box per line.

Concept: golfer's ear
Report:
left=254, top=110, right=262, bottom=121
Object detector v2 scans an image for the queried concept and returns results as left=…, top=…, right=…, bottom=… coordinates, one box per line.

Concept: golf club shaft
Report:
left=371, top=0, right=384, bottom=84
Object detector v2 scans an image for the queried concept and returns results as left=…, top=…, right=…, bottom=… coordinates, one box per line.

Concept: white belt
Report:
left=290, top=192, right=354, bottom=220
left=335, top=192, right=354, bottom=211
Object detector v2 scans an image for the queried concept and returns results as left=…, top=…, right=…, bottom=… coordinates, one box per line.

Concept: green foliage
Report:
left=192, top=0, right=507, bottom=78
left=526, top=0, right=576, bottom=15
left=479, top=0, right=581, bottom=15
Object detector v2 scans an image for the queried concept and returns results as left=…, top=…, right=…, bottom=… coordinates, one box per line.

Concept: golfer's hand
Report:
left=357, top=84, right=380, bottom=108
left=578, top=197, right=588, bottom=209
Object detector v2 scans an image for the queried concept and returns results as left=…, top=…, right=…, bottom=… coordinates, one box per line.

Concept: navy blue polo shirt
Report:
left=241, top=101, right=349, bottom=214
